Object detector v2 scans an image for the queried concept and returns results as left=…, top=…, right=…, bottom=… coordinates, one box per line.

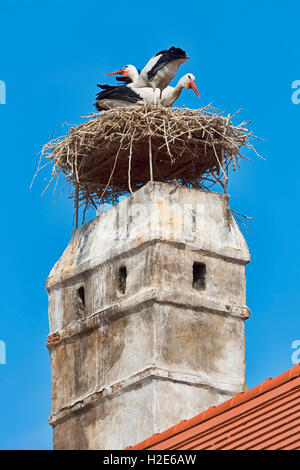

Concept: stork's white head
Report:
left=179, top=73, right=200, bottom=97
left=105, top=65, right=139, bottom=82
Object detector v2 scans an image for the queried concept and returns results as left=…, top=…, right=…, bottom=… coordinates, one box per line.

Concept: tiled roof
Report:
left=127, top=364, right=300, bottom=450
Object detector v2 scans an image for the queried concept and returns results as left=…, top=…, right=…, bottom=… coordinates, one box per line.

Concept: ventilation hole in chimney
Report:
left=193, top=262, right=206, bottom=290
left=118, top=266, right=127, bottom=294
left=77, top=286, right=85, bottom=308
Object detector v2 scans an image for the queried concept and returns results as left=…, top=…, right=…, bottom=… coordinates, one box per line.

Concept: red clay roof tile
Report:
left=126, top=364, right=300, bottom=450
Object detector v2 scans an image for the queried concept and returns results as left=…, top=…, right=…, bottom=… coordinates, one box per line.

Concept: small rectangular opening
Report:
left=193, top=262, right=206, bottom=290
left=118, top=266, right=127, bottom=294
left=76, top=286, right=85, bottom=308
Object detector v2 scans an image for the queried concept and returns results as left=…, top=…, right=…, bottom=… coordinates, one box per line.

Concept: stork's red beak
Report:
left=105, top=68, right=128, bottom=77
left=190, top=80, right=200, bottom=98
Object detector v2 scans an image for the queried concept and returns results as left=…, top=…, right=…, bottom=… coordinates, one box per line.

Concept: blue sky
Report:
left=0, top=0, right=299, bottom=450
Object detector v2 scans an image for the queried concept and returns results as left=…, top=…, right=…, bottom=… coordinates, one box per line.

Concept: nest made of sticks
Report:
left=36, top=104, right=261, bottom=224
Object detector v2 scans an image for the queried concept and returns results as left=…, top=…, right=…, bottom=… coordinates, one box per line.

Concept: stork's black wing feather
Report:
left=95, top=84, right=141, bottom=111
left=115, top=76, right=132, bottom=84
left=97, top=84, right=116, bottom=90
left=154, top=46, right=186, bottom=57
left=95, top=84, right=141, bottom=102
left=147, top=47, right=188, bottom=80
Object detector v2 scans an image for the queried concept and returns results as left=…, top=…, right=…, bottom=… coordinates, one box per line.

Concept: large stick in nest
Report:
left=34, top=104, right=262, bottom=225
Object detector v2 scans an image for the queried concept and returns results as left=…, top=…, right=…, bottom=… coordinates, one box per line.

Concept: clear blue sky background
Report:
left=0, top=0, right=299, bottom=450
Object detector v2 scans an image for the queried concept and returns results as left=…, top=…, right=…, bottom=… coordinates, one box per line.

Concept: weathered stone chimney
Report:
left=47, top=182, right=250, bottom=449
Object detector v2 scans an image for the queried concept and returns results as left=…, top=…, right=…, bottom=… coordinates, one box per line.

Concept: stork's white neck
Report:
left=169, top=80, right=185, bottom=102
left=129, top=67, right=141, bottom=85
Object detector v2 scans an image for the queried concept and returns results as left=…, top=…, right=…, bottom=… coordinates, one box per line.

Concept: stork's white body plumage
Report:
left=140, top=57, right=188, bottom=91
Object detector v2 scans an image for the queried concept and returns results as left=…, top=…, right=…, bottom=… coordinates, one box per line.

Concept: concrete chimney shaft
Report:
left=47, top=182, right=250, bottom=449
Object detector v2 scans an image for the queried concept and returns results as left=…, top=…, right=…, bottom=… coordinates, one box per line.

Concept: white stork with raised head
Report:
left=105, top=46, right=189, bottom=93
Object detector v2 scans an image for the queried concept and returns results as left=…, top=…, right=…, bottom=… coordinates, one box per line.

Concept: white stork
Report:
left=105, top=46, right=189, bottom=93
left=107, top=72, right=200, bottom=107
left=95, top=83, right=160, bottom=111
left=161, top=74, right=200, bottom=106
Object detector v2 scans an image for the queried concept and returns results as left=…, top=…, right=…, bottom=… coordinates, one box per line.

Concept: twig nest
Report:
left=38, top=104, right=260, bottom=220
